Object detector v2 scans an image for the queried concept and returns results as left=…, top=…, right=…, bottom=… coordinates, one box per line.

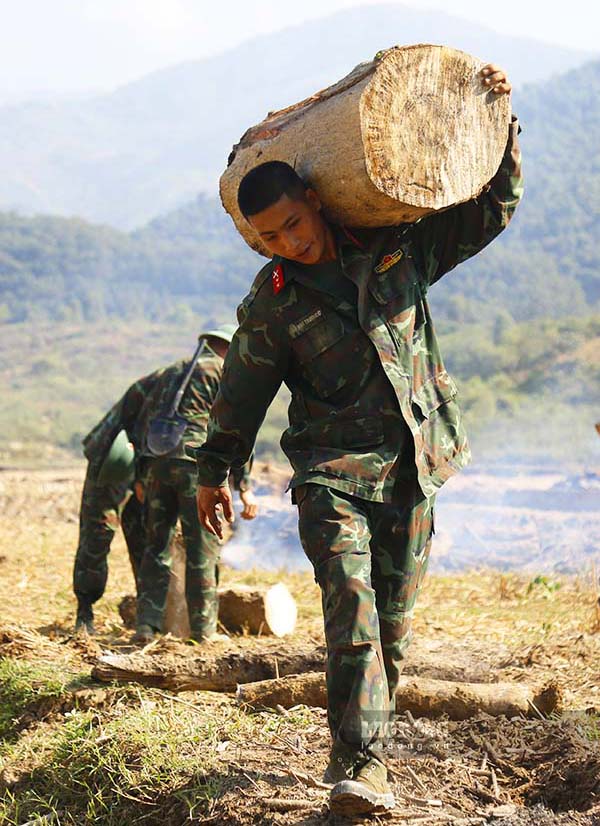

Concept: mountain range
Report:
left=0, top=3, right=596, bottom=229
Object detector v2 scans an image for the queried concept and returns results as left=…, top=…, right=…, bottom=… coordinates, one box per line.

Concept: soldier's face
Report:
left=247, top=190, right=331, bottom=264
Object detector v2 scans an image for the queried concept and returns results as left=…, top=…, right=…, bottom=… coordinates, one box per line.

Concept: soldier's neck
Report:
left=315, top=224, right=337, bottom=263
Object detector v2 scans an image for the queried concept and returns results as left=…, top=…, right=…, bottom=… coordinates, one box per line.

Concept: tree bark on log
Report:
left=91, top=643, right=327, bottom=692
left=164, top=536, right=190, bottom=638
left=220, top=44, right=511, bottom=255
left=236, top=672, right=562, bottom=720
left=91, top=640, right=503, bottom=692
left=117, top=537, right=194, bottom=637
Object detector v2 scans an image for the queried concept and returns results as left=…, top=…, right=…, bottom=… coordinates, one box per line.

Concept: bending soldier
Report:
left=196, top=67, right=521, bottom=815
left=134, top=326, right=257, bottom=644
left=73, top=367, right=169, bottom=634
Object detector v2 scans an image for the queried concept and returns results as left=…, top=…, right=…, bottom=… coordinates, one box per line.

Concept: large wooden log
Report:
left=91, top=638, right=501, bottom=692
left=221, top=44, right=511, bottom=255
left=92, top=643, right=327, bottom=691
left=236, top=672, right=563, bottom=720
left=119, top=581, right=298, bottom=638
left=218, top=583, right=297, bottom=636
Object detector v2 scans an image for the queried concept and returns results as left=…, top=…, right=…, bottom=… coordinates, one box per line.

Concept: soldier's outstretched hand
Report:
left=197, top=484, right=234, bottom=539
left=480, top=63, right=511, bottom=95
left=239, top=490, right=258, bottom=520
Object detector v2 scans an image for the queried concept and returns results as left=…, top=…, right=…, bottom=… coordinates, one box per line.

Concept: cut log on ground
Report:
left=236, top=672, right=563, bottom=720
left=217, top=583, right=297, bottom=636
left=118, top=582, right=298, bottom=638
left=91, top=638, right=503, bottom=692
left=221, top=44, right=511, bottom=255
left=92, top=642, right=326, bottom=692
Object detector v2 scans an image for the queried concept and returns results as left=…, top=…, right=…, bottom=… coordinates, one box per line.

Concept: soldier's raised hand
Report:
left=480, top=63, right=511, bottom=95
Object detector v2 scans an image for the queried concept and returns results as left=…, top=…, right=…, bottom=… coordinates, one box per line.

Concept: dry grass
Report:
left=1, top=467, right=600, bottom=824
left=2, top=465, right=600, bottom=707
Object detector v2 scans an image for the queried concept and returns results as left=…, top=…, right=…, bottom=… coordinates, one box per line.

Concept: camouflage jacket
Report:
left=135, top=355, right=252, bottom=491
left=83, top=367, right=168, bottom=467
left=196, top=117, right=523, bottom=501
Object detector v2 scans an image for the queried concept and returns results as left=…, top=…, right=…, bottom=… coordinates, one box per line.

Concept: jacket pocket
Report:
left=367, top=243, right=414, bottom=304
left=412, top=372, right=458, bottom=419
left=282, top=415, right=385, bottom=452
left=292, top=315, right=348, bottom=399
left=293, top=314, right=345, bottom=361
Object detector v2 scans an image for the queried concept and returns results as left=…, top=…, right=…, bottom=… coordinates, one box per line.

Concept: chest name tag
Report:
left=288, top=308, right=323, bottom=339
left=375, top=248, right=404, bottom=274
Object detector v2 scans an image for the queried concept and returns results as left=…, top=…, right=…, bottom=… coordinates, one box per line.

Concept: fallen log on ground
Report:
left=119, top=582, right=297, bottom=638
left=221, top=43, right=511, bottom=254
left=91, top=637, right=503, bottom=692
left=236, top=672, right=562, bottom=720
left=92, top=642, right=326, bottom=692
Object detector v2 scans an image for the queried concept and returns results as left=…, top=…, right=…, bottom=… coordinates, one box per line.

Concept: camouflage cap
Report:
left=199, top=323, right=237, bottom=344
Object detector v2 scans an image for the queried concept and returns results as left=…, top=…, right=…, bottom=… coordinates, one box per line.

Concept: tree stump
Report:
left=218, top=583, right=297, bottom=636
left=220, top=44, right=511, bottom=255
left=120, top=535, right=297, bottom=638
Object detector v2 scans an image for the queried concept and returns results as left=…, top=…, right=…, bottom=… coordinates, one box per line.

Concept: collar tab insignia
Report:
left=272, top=264, right=285, bottom=294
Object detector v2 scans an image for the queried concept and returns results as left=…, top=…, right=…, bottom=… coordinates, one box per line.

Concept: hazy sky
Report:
left=1, top=0, right=597, bottom=98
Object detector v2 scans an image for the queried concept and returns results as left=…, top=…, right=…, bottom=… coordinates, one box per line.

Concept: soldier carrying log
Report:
left=196, top=60, right=522, bottom=816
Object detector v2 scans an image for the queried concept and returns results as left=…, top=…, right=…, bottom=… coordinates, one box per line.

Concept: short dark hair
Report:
left=237, top=161, right=307, bottom=218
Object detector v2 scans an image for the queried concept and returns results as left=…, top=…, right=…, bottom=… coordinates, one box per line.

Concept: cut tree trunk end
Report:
left=119, top=582, right=298, bottom=638
left=218, top=583, right=297, bottom=637
left=236, top=672, right=563, bottom=720
left=221, top=44, right=511, bottom=255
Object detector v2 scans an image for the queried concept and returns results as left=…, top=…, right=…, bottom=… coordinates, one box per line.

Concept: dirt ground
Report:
left=0, top=465, right=599, bottom=825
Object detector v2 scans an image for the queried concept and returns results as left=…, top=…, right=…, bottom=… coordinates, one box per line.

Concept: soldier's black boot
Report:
left=75, top=601, right=95, bottom=635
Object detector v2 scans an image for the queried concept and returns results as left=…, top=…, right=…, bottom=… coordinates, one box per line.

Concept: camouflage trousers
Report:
left=295, top=478, right=434, bottom=758
left=73, top=462, right=145, bottom=605
left=136, top=458, right=221, bottom=638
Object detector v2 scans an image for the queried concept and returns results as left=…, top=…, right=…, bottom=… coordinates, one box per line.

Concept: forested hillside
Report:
left=0, top=60, right=598, bottom=329
left=0, top=197, right=258, bottom=324
left=1, top=61, right=599, bottom=465
left=431, top=60, right=600, bottom=322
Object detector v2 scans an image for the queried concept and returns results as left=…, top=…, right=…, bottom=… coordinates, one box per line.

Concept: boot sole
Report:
left=330, top=781, right=395, bottom=815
